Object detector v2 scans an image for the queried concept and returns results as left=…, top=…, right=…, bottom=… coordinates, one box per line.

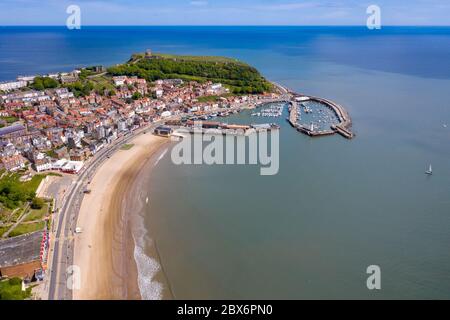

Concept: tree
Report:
left=31, top=197, right=45, bottom=209
left=132, top=92, right=142, bottom=100
left=32, top=77, right=58, bottom=90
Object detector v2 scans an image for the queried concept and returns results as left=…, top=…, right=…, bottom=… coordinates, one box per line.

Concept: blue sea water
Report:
left=1, top=26, right=450, bottom=81
left=2, top=26, right=450, bottom=299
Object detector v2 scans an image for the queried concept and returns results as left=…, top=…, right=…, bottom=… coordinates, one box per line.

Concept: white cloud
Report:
left=252, top=2, right=318, bottom=11
left=190, top=0, right=209, bottom=6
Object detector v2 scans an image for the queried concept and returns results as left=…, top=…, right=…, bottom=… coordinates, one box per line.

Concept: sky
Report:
left=0, top=0, right=449, bottom=26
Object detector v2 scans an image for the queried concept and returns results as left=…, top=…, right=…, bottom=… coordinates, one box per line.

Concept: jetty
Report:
left=287, top=102, right=298, bottom=127
left=289, top=96, right=354, bottom=139
left=313, top=96, right=353, bottom=139
left=271, top=81, right=354, bottom=139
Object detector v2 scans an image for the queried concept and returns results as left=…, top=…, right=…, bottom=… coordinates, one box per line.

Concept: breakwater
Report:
left=271, top=81, right=354, bottom=139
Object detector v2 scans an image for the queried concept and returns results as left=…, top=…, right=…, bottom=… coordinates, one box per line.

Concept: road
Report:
left=46, top=104, right=271, bottom=300
left=47, top=121, right=163, bottom=300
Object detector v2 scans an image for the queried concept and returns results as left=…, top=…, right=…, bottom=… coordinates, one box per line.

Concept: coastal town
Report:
left=0, top=72, right=276, bottom=174
left=2, top=0, right=447, bottom=305
left=0, top=53, right=280, bottom=299
left=0, top=51, right=353, bottom=300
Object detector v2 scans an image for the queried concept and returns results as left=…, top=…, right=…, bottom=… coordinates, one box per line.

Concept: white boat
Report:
left=425, top=164, right=433, bottom=175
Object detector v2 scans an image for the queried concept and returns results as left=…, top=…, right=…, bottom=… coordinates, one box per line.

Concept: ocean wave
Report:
left=131, top=186, right=164, bottom=300
left=134, top=243, right=163, bottom=300
left=153, top=148, right=168, bottom=167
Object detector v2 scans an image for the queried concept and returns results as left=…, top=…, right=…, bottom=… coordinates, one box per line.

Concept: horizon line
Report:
left=1, top=24, right=450, bottom=28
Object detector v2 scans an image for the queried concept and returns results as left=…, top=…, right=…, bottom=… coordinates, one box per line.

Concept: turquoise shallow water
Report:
left=2, top=26, right=450, bottom=299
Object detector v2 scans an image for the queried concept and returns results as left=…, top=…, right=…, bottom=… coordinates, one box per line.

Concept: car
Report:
left=75, top=227, right=83, bottom=234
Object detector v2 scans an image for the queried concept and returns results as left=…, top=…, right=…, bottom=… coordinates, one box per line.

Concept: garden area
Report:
left=0, top=171, right=52, bottom=238
left=0, top=278, right=33, bottom=300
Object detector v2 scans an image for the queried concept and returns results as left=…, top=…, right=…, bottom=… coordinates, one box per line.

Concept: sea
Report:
left=1, top=26, right=450, bottom=299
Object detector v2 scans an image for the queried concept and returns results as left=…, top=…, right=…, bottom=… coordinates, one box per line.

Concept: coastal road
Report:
left=47, top=122, right=164, bottom=300
left=46, top=104, right=271, bottom=300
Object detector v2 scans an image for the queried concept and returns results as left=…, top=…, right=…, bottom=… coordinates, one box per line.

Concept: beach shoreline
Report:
left=73, top=133, right=169, bottom=300
left=125, top=146, right=175, bottom=300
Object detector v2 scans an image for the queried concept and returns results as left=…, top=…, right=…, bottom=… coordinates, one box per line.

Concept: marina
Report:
left=248, top=83, right=354, bottom=139
left=251, top=103, right=285, bottom=118
left=286, top=94, right=354, bottom=139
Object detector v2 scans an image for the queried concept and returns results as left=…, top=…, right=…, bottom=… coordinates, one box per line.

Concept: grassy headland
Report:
left=108, top=53, right=273, bottom=94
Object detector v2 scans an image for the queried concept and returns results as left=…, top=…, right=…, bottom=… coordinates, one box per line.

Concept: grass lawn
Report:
left=0, top=278, right=32, bottom=300
left=0, top=116, right=19, bottom=124
left=153, top=53, right=243, bottom=64
left=197, top=95, right=221, bottom=103
left=0, top=207, right=24, bottom=224
left=120, top=144, right=134, bottom=150
left=0, top=209, right=10, bottom=223
left=0, top=225, right=11, bottom=237
left=10, top=207, right=25, bottom=223
left=8, top=221, right=45, bottom=238
left=23, top=175, right=47, bottom=194
left=89, top=74, right=116, bottom=92
left=0, top=172, right=46, bottom=195
left=197, top=93, right=236, bottom=103
left=44, top=149, right=58, bottom=158
left=23, top=203, right=49, bottom=222
left=0, top=173, right=53, bottom=210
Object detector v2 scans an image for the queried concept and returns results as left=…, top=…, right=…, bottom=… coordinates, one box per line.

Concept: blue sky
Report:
left=0, top=0, right=449, bottom=26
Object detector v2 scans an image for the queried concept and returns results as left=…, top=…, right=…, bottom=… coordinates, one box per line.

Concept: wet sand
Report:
left=125, top=154, right=175, bottom=300
left=73, top=134, right=168, bottom=300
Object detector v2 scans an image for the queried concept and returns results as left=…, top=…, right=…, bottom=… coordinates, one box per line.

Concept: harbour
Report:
left=287, top=95, right=354, bottom=139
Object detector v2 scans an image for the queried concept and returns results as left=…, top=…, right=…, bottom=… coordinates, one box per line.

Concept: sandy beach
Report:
left=73, top=133, right=168, bottom=300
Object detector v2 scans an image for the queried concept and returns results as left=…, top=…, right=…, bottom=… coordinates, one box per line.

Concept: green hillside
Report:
left=108, top=53, right=273, bottom=94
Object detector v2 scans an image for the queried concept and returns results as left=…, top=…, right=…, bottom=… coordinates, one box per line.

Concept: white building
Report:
left=61, top=161, right=84, bottom=174
left=113, top=76, right=127, bottom=86
left=52, top=159, right=84, bottom=174
left=55, top=88, right=74, bottom=99
left=161, top=111, right=172, bottom=118
left=295, top=96, right=310, bottom=102
left=17, top=75, right=36, bottom=83
left=47, top=73, right=59, bottom=79
left=35, top=153, right=52, bottom=172
left=52, top=159, right=68, bottom=171
left=36, top=162, right=52, bottom=172
left=117, top=120, right=127, bottom=132
left=0, top=80, right=27, bottom=92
